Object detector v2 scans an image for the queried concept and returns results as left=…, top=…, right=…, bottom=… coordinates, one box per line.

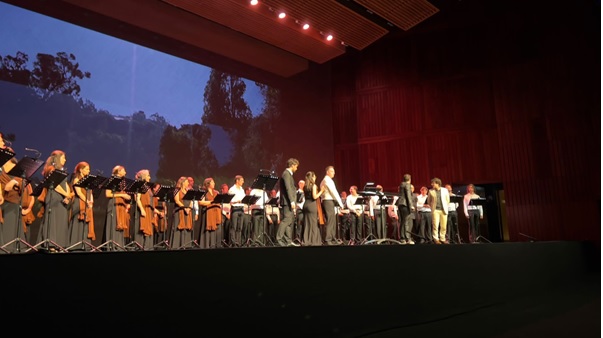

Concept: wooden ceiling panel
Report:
left=163, top=0, right=347, bottom=64
left=261, top=0, right=390, bottom=50
left=355, top=0, right=439, bottom=31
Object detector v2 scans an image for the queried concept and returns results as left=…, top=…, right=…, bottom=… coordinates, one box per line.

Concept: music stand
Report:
left=213, top=193, right=234, bottom=247
left=152, top=185, right=176, bottom=250
left=241, top=194, right=260, bottom=247
left=66, top=174, right=107, bottom=252
left=2, top=154, right=43, bottom=253
left=175, top=189, right=207, bottom=249
left=30, top=169, right=69, bottom=252
left=96, top=176, right=127, bottom=251
left=469, top=197, right=490, bottom=243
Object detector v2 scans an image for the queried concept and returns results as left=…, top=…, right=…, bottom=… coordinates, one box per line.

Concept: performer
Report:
left=294, top=180, right=305, bottom=242
left=67, top=161, right=95, bottom=250
left=219, top=183, right=231, bottom=247
left=346, top=185, right=364, bottom=244
left=370, top=184, right=387, bottom=240
left=427, top=177, right=450, bottom=244
left=463, top=184, right=483, bottom=243
left=445, top=183, right=460, bottom=244
left=172, top=176, right=193, bottom=249
left=132, top=169, right=157, bottom=250
left=103, top=165, right=131, bottom=250
left=228, top=175, right=246, bottom=247
left=320, top=165, right=344, bottom=246
left=302, top=171, right=324, bottom=246
left=249, top=185, right=270, bottom=246
left=416, top=186, right=432, bottom=244
left=0, top=148, right=35, bottom=251
left=276, top=158, right=300, bottom=247
left=150, top=183, right=167, bottom=247
left=265, top=189, right=280, bottom=242
left=38, top=150, right=72, bottom=250
left=397, top=174, right=415, bottom=245
left=199, top=177, right=222, bottom=249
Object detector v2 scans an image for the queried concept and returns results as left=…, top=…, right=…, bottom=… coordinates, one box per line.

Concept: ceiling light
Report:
left=250, top=0, right=258, bottom=5
left=302, top=23, right=310, bottom=30
left=326, top=34, right=333, bottom=41
left=278, top=12, right=286, bottom=19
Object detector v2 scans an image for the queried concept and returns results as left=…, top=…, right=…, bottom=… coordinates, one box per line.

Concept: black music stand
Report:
left=469, top=197, right=490, bottom=243
left=241, top=194, right=260, bottom=247
left=31, top=169, right=69, bottom=252
left=213, top=193, right=234, bottom=247
left=122, top=179, right=151, bottom=250
left=66, top=174, right=107, bottom=252
left=96, top=176, right=127, bottom=251
left=152, top=185, right=176, bottom=250
left=176, top=189, right=207, bottom=249
left=2, top=154, right=43, bottom=253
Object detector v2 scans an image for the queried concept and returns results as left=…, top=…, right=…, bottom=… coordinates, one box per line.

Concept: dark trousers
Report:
left=276, top=204, right=293, bottom=246
left=398, top=205, right=413, bottom=241
left=446, top=210, right=460, bottom=243
left=322, top=200, right=337, bottom=244
left=419, top=211, right=432, bottom=243
left=468, top=210, right=480, bottom=242
left=229, top=209, right=244, bottom=246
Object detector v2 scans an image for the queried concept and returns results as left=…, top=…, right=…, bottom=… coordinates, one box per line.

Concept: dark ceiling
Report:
left=2, top=0, right=463, bottom=82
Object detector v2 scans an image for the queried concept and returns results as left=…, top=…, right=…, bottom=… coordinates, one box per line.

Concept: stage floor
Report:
left=0, top=241, right=599, bottom=337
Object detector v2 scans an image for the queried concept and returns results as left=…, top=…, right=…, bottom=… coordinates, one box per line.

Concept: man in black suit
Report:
left=276, top=158, right=300, bottom=246
left=397, top=173, right=415, bottom=245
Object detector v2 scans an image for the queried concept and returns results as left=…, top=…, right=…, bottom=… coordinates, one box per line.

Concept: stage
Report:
left=1, top=241, right=599, bottom=337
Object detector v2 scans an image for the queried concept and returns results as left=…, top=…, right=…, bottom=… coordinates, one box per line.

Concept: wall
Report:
left=329, top=1, right=600, bottom=242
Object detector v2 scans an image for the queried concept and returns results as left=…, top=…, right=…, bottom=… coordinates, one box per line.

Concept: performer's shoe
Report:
left=287, top=242, right=300, bottom=247
left=433, top=240, right=441, bottom=244
left=407, top=240, right=415, bottom=245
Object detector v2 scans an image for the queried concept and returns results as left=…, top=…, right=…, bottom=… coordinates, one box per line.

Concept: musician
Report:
left=370, top=184, right=388, bottom=240
left=445, top=184, right=460, bottom=244
left=219, top=183, right=230, bottom=247
left=150, top=183, right=167, bottom=247
left=0, top=148, right=35, bottom=251
left=463, top=184, right=483, bottom=243
left=103, top=165, right=131, bottom=250
left=172, top=176, right=193, bottom=248
left=228, top=175, right=246, bottom=247
left=427, top=177, right=450, bottom=244
left=416, top=186, right=432, bottom=244
left=249, top=186, right=270, bottom=246
left=320, top=165, right=344, bottom=246
left=265, top=189, right=280, bottom=242
left=276, top=158, right=299, bottom=247
left=132, top=169, right=158, bottom=250
left=294, top=180, right=305, bottom=242
left=38, top=150, right=72, bottom=250
left=302, top=171, right=324, bottom=246
left=68, top=161, right=95, bottom=250
left=397, top=174, right=415, bottom=245
left=337, top=190, right=351, bottom=242
left=199, top=177, right=222, bottom=249
left=346, top=186, right=364, bottom=244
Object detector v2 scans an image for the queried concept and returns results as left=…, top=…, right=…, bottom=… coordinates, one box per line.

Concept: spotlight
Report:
left=302, top=23, right=310, bottom=30
left=250, top=0, right=258, bottom=5
left=326, top=34, right=333, bottom=41
left=278, top=12, right=286, bottom=19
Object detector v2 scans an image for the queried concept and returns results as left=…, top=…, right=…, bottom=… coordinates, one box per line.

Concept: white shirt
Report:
left=320, top=175, right=344, bottom=208
left=228, top=185, right=246, bottom=208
